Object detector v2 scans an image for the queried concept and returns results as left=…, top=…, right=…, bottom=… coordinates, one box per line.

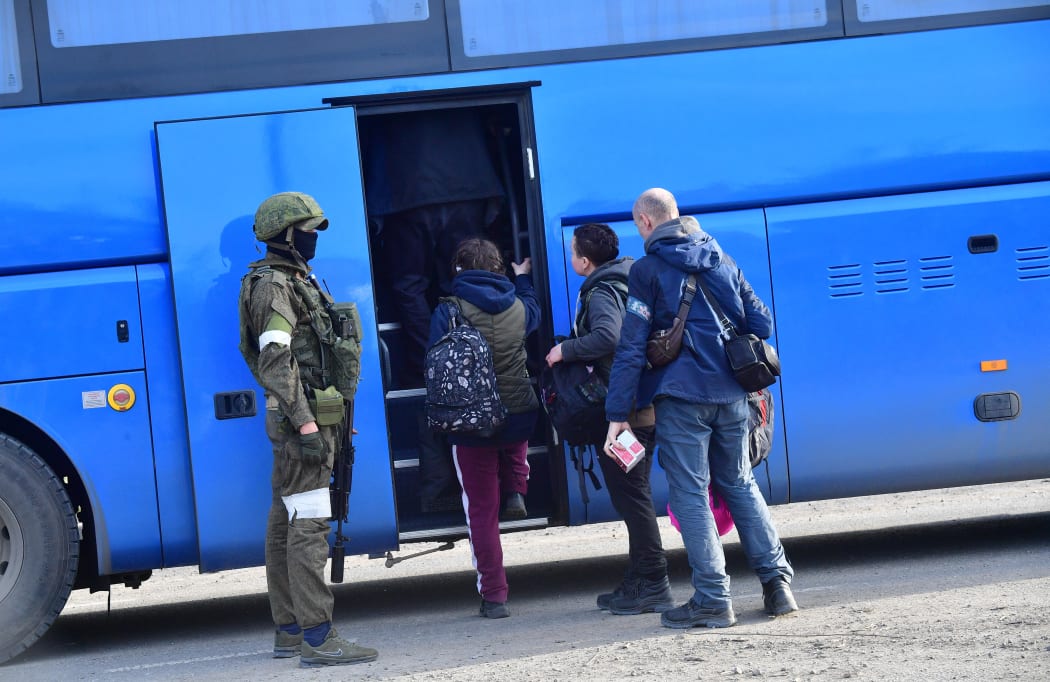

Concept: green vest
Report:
left=453, top=297, right=539, bottom=414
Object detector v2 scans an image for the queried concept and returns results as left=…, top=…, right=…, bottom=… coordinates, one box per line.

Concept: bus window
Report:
left=45, top=0, right=430, bottom=48
left=845, top=0, right=1050, bottom=33
left=0, top=0, right=38, bottom=107
left=31, top=0, right=448, bottom=103
left=456, top=0, right=831, bottom=57
left=856, top=0, right=1049, bottom=22
left=1, top=0, right=20, bottom=94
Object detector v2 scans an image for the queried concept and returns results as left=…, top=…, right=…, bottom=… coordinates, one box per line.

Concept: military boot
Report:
left=607, top=575, right=675, bottom=615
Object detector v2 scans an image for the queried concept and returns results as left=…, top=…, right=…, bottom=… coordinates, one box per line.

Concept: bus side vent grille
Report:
left=1016, top=245, right=1049, bottom=281
left=919, top=255, right=955, bottom=290
left=873, top=258, right=909, bottom=294
left=828, top=263, right=863, bottom=298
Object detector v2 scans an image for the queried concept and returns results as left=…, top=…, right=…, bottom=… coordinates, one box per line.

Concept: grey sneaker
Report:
left=607, top=575, right=675, bottom=615
left=273, top=629, right=303, bottom=658
left=660, top=599, right=737, bottom=629
left=299, top=629, right=378, bottom=667
left=501, top=492, right=527, bottom=520
left=480, top=599, right=511, bottom=619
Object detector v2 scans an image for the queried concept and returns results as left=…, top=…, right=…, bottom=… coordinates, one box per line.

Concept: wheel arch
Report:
left=0, top=408, right=101, bottom=589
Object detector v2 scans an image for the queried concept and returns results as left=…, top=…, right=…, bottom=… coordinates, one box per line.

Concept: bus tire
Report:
left=0, top=434, right=80, bottom=665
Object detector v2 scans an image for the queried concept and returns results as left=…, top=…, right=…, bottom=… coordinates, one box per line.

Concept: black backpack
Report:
left=540, top=278, right=630, bottom=446
left=424, top=302, right=507, bottom=437
left=539, top=360, right=609, bottom=446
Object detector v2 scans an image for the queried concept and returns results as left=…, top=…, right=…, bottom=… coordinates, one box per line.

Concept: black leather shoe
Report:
left=660, top=599, right=736, bottom=629
left=762, top=576, right=799, bottom=616
left=479, top=599, right=511, bottom=619
left=501, top=492, right=527, bottom=520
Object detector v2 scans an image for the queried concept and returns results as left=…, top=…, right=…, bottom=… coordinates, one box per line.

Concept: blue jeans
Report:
left=655, top=396, right=793, bottom=608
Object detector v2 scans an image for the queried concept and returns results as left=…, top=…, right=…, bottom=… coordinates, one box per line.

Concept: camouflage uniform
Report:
left=238, top=193, right=378, bottom=667
left=238, top=189, right=347, bottom=634
left=239, top=251, right=342, bottom=630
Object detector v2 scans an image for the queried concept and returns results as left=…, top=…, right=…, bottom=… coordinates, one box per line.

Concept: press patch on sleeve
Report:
left=626, top=296, right=651, bottom=322
left=282, top=486, right=332, bottom=522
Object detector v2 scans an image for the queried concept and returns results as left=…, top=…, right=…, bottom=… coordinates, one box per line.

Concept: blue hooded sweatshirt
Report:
left=605, top=216, right=773, bottom=421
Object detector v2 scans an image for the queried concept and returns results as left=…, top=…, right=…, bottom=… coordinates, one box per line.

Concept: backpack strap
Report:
left=575, top=277, right=629, bottom=334
left=439, top=296, right=466, bottom=331
left=567, top=443, right=603, bottom=522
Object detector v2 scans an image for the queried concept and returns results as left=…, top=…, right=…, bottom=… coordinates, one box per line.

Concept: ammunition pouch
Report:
left=309, top=385, right=345, bottom=426
left=327, top=302, right=363, bottom=401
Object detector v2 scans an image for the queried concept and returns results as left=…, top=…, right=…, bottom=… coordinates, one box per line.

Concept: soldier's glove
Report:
left=299, top=431, right=324, bottom=466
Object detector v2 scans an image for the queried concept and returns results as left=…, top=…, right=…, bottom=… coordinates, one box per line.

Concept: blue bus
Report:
left=1, top=0, right=1048, bottom=665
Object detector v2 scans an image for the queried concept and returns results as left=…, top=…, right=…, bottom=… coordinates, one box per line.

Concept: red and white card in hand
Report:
left=609, top=429, right=646, bottom=473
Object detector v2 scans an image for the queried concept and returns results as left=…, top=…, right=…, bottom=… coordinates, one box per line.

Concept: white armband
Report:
left=259, top=329, right=292, bottom=349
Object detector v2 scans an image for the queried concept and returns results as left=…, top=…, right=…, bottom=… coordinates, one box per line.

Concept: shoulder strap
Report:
left=693, top=275, right=738, bottom=339
left=674, top=274, right=698, bottom=322
left=599, top=278, right=629, bottom=306
left=577, top=278, right=629, bottom=331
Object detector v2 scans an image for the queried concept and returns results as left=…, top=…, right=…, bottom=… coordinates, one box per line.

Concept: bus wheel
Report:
left=0, top=434, right=80, bottom=665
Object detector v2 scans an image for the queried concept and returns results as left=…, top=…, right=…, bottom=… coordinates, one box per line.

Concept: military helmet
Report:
left=253, top=192, right=329, bottom=241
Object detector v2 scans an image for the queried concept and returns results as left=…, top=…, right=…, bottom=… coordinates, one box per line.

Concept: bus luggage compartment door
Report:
left=767, top=181, right=1050, bottom=501
left=156, top=107, right=397, bottom=571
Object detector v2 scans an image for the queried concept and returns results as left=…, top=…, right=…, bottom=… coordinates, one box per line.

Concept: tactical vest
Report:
left=451, top=297, right=539, bottom=414
left=239, top=263, right=362, bottom=403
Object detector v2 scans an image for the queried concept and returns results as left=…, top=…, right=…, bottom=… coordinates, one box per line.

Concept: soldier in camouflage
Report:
left=238, top=192, right=378, bottom=667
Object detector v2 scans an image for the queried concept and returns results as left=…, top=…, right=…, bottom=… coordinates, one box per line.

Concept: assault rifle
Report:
left=329, top=399, right=354, bottom=583
left=307, top=273, right=355, bottom=583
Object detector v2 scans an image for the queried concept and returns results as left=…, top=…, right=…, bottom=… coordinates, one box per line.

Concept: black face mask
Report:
left=292, top=229, right=319, bottom=262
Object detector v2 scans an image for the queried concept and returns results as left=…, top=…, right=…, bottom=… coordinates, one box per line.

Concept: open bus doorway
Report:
left=358, top=103, right=527, bottom=392
left=350, top=94, right=560, bottom=541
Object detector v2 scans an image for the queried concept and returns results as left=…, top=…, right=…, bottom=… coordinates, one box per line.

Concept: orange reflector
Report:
left=980, top=360, right=1007, bottom=372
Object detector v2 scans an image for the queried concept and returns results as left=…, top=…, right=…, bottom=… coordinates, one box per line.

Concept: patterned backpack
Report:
left=424, top=302, right=507, bottom=437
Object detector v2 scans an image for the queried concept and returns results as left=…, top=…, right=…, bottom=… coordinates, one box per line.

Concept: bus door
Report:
left=156, top=107, right=397, bottom=572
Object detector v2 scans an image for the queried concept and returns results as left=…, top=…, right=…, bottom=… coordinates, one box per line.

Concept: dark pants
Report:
left=594, top=425, right=667, bottom=580
left=380, top=200, right=488, bottom=386
left=451, top=441, right=530, bottom=603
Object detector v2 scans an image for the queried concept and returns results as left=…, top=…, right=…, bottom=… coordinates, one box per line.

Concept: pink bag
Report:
left=668, top=486, right=735, bottom=536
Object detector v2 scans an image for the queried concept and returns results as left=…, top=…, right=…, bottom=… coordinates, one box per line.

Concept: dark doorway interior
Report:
left=355, top=99, right=558, bottom=536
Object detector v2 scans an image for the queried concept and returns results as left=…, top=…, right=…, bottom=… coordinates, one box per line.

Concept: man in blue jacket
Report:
left=605, top=188, right=798, bottom=629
